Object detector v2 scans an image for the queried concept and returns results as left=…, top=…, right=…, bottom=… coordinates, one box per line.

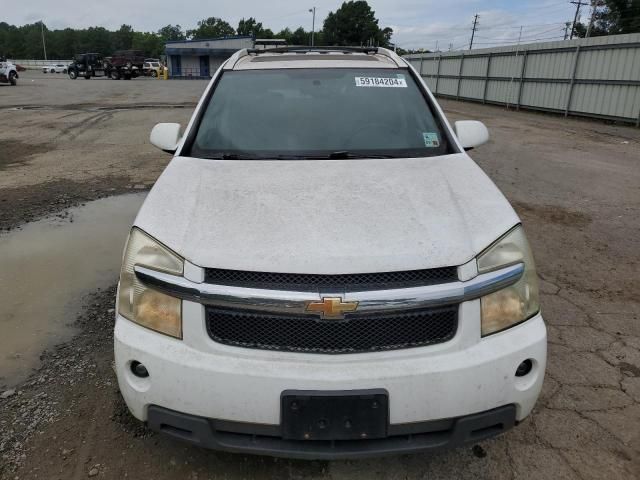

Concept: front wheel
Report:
left=151, top=70, right=158, bottom=78
left=69, top=70, right=77, bottom=79
left=84, top=73, right=91, bottom=80
left=9, top=72, right=17, bottom=86
left=110, top=70, right=120, bottom=80
left=50, top=69, right=55, bottom=73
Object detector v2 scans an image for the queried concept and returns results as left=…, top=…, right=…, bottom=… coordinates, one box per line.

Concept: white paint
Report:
left=454, top=120, right=491, bottom=150
left=115, top=307, right=546, bottom=424
left=135, top=154, right=519, bottom=273
left=149, top=123, right=181, bottom=153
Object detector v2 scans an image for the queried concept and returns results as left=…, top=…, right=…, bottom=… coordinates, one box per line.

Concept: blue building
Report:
left=165, top=36, right=255, bottom=78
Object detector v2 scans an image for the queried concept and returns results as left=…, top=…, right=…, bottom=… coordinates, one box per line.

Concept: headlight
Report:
left=477, top=226, right=539, bottom=336
left=117, top=228, right=184, bottom=338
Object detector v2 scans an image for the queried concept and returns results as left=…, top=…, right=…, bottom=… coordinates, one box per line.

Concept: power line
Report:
left=473, top=35, right=565, bottom=46
left=469, top=14, right=479, bottom=50
left=475, top=25, right=565, bottom=42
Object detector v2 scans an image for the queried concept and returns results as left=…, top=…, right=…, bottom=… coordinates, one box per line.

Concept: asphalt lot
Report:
left=1, top=70, right=639, bottom=479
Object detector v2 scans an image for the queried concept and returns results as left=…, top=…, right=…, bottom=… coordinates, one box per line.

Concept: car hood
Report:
left=134, top=154, right=519, bottom=273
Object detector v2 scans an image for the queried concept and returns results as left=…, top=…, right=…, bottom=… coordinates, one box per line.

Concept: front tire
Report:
left=110, top=70, right=120, bottom=80
left=151, top=70, right=158, bottom=78
left=50, top=69, right=55, bottom=73
left=9, top=72, right=17, bottom=86
left=69, top=70, right=77, bottom=79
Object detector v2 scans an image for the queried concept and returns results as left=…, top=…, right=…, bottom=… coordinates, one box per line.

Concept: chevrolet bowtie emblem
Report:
left=305, top=297, right=359, bottom=319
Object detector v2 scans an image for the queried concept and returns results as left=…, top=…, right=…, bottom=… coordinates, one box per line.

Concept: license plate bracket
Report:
left=281, top=389, right=389, bottom=441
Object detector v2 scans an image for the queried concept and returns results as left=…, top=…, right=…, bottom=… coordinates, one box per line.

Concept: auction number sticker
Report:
left=355, top=77, right=407, bottom=88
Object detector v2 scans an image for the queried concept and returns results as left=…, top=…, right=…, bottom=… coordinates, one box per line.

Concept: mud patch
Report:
left=0, top=176, right=149, bottom=232
left=0, top=140, right=51, bottom=171
left=513, top=201, right=592, bottom=228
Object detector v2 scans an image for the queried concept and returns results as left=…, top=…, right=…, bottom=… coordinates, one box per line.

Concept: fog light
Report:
left=131, top=361, right=149, bottom=378
left=515, top=359, right=533, bottom=377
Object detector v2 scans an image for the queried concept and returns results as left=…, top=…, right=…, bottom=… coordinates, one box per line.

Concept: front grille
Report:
left=203, top=266, right=458, bottom=291
left=206, top=305, right=458, bottom=354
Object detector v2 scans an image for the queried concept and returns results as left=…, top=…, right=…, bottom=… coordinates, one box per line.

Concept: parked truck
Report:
left=68, top=50, right=145, bottom=80
left=106, top=50, right=145, bottom=80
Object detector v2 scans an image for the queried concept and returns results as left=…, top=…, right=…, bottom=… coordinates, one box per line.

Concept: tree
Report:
left=113, top=24, right=134, bottom=50
left=238, top=17, right=272, bottom=37
left=132, top=31, right=164, bottom=57
left=187, top=17, right=235, bottom=40
left=574, top=0, right=640, bottom=37
left=290, top=27, right=308, bottom=45
left=323, top=1, right=392, bottom=47
left=600, top=0, right=640, bottom=34
left=158, top=24, right=185, bottom=42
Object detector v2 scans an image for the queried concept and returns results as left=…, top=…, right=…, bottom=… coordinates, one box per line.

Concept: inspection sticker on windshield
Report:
left=355, top=77, right=407, bottom=87
left=423, top=132, right=440, bottom=148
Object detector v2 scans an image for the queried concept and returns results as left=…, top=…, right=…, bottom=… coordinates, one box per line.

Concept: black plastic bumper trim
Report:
left=147, top=404, right=517, bottom=460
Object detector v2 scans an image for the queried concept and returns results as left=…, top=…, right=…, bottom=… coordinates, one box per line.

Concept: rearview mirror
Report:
left=150, top=123, right=181, bottom=153
left=454, top=120, right=490, bottom=150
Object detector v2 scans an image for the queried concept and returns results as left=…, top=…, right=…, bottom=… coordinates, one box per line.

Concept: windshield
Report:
left=189, top=68, right=453, bottom=159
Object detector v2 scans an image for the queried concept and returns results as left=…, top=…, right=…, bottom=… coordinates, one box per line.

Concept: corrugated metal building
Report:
left=405, top=33, right=640, bottom=125
left=165, top=36, right=254, bottom=78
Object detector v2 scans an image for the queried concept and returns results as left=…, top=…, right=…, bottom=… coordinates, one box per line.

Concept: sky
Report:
left=6, top=0, right=584, bottom=50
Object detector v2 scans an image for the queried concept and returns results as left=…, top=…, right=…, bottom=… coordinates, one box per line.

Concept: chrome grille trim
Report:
left=134, top=263, right=524, bottom=316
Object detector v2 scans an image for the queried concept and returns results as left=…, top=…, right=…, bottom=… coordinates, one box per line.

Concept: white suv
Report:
left=115, top=47, right=546, bottom=459
left=0, top=58, right=18, bottom=85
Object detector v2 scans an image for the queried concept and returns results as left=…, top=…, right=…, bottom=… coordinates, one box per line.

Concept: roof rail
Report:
left=246, top=46, right=379, bottom=55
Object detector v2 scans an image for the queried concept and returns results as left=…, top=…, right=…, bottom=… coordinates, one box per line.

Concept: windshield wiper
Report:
left=275, top=151, right=399, bottom=160
left=204, top=153, right=259, bottom=160
left=203, top=151, right=401, bottom=160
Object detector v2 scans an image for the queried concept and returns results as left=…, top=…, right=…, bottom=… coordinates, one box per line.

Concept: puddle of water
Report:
left=0, top=193, right=145, bottom=388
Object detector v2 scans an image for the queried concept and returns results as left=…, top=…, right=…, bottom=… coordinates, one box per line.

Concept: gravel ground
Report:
left=0, top=71, right=639, bottom=479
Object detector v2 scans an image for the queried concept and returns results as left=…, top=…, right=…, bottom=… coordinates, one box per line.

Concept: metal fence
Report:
left=405, top=33, right=640, bottom=125
left=169, top=67, right=211, bottom=80
left=10, top=59, right=72, bottom=68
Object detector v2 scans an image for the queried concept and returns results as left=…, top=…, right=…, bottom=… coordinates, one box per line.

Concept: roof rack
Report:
left=246, top=46, right=379, bottom=55
left=226, top=46, right=403, bottom=70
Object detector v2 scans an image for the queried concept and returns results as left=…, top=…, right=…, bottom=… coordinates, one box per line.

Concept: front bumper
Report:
left=146, top=403, right=517, bottom=459
left=115, top=296, right=546, bottom=450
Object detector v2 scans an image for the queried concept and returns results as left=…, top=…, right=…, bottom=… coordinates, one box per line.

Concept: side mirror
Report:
left=454, top=120, right=490, bottom=150
left=150, top=123, right=181, bottom=153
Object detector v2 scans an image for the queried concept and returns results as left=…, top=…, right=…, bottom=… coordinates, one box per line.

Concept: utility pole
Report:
left=309, top=7, right=316, bottom=46
left=563, top=21, right=572, bottom=40
left=40, top=21, right=47, bottom=61
left=435, top=40, right=439, bottom=52
left=469, top=14, right=479, bottom=50
left=570, top=0, right=588, bottom=39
